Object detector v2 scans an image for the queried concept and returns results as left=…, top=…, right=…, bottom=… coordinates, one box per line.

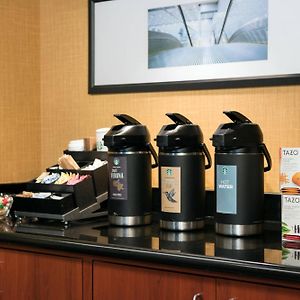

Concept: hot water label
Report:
left=216, top=165, right=237, bottom=214
left=161, top=166, right=181, bottom=213
left=108, top=156, right=128, bottom=200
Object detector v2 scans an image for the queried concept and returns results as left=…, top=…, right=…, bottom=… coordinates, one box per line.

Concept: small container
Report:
left=96, top=128, right=110, bottom=151
left=68, top=139, right=85, bottom=151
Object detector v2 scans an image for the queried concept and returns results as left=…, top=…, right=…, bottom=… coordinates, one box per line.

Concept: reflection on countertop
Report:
left=0, top=216, right=14, bottom=233
left=0, top=214, right=287, bottom=268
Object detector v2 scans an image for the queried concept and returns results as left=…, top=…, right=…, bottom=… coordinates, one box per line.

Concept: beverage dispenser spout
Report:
left=223, top=111, right=251, bottom=124
left=165, top=113, right=193, bottom=125
left=113, top=114, right=141, bottom=125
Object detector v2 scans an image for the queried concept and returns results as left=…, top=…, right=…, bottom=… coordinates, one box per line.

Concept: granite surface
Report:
left=0, top=214, right=299, bottom=283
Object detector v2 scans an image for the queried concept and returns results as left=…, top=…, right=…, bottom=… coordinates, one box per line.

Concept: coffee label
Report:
left=108, top=156, right=127, bottom=200
left=161, top=166, right=181, bottom=213
left=216, top=165, right=237, bottom=214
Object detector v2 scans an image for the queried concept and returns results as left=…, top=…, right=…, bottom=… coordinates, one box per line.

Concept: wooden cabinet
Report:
left=93, top=261, right=215, bottom=300
left=0, top=248, right=83, bottom=300
left=0, top=257, right=3, bottom=300
left=216, top=279, right=300, bottom=300
left=1, top=244, right=300, bottom=300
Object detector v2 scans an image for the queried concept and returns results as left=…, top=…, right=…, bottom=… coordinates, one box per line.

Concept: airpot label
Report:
left=216, top=165, right=237, bottom=214
left=161, top=166, right=181, bottom=213
left=108, top=156, right=128, bottom=200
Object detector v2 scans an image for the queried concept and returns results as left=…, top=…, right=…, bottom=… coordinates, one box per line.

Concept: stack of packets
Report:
left=58, top=154, right=80, bottom=170
left=280, top=148, right=300, bottom=244
left=35, top=172, right=89, bottom=185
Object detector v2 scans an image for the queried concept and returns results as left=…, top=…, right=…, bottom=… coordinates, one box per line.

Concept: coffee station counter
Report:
left=1, top=213, right=300, bottom=299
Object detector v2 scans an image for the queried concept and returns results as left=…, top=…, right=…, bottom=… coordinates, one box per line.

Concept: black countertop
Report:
left=0, top=214, right=300, bottom=284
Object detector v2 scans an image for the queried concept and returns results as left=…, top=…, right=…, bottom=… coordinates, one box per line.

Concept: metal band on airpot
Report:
left=215, top=223, right=263, bottom=236
left=160, top=220, right=204, bottom=231
left=109, top=215, right=152, bottom=226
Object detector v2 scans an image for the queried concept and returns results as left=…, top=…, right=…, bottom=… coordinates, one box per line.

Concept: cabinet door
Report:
left=93, top=261, right=215, bottom=300
left=0, top=248, right=83, bottom=300
left=217, top=279, right=300, bottom=300
left=0, top=256, right=3, bottom=300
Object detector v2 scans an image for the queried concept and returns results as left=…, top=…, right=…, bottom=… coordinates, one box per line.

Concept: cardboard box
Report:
left=280, top=147, right=300, bottom=194
left=282, top=241, right=300, bottom=266
left=282, top=195, right=300, bottom=242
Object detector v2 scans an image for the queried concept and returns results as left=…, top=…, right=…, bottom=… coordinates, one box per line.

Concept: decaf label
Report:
left=216, top=165, right=237, bottom=214
left=108, top=156, right=128, bottom=200
left=161, top=166, right=181, bottom=213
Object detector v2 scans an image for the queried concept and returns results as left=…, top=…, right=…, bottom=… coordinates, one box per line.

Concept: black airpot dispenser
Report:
left=156, top=113, right=211, bottom=231
left=104, top=114, right=158, bottom=226
left=212, top=111, right=272, bottom=236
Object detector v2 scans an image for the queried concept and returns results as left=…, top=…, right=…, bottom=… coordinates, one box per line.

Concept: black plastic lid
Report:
left=212, top=111, right=263, bottom=149
left=156, top=113, right=204, bottom=148
left=104, top=114, right=150, bottom=149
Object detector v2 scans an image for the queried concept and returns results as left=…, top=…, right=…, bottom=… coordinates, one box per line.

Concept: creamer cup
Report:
left=96, top=128, right=110, bottom=151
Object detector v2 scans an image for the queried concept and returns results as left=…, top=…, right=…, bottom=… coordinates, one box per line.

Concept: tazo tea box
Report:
left=282, top=195, right=300, bottom=242
left=282, top=241, right=300, bottom=267
left=280, top=147, right=300, bottom=194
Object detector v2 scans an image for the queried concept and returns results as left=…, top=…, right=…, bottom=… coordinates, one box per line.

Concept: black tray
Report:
left=26, top=176, right=96, bottom=210
left=13, top=193, right=74, bottom=215
left=63, top=150, right=107, bottom=161
left=47, top=163, right=108, bottom=197
left=0, top=182, right=26, bottom=194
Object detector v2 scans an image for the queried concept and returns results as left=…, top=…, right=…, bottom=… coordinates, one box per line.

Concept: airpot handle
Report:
left=203, top=143, right=212, bottom=170
left=148, top=143, right=158, bottom=168
left=223, top=111, right=252, bottom=124
left=166, top=113, right=192, bottom=125
left=261, top=143, right=272, bottom=172
left=114, top=114, right=141, bottom=125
